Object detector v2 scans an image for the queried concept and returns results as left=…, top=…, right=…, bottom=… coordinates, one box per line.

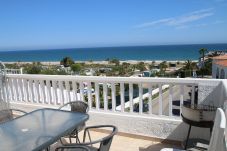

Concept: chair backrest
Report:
left=0, top=101, right=12, bottom=123
left=208, top=108, right=226, bottom=151
left=81, top=125, right=117, bottom=151
left=70, top=101, right=88, bottom=113
left=99, top=125, right=117, bottom=151
left=59, top=101, right=88, bottom=113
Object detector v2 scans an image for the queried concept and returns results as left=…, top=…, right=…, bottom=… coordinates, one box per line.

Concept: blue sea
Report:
left=0, top=44, right=227, bottom=62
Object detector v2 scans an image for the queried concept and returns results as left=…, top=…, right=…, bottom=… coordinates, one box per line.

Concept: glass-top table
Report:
left=0, top=108, right=89, bottom=151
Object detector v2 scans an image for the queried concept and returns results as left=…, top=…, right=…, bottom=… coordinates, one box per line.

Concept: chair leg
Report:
left=59, top=138, right=64, bottom=145
left=87, top=130, right=92, bottom=146
left=210, top=127, right=212, bottom=138
left=69, top=135, right=72, bottom=144
left=75, top=130, right=80, bottom=143
left=185, top=125, right=192, bottom=150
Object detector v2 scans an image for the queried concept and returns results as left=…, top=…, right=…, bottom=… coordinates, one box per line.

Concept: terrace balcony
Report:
left=1, top=73, right=227, bottom=150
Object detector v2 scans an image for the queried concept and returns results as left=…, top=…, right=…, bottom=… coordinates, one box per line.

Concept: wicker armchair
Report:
left=59, top=101, right=89, bottom=143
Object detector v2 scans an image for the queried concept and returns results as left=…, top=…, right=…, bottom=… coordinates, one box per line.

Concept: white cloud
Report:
left=135, top=8, right=214, bottom=28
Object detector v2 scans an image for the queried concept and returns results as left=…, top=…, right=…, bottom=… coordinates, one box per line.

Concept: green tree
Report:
left=60, top=57, right=74, bottom=67
left=184, top=60, right=193, bottom=76
left=159, top=61, right=168, bottom=71
left=136, top=62, right=146, bottom=71
left=199, top=48, right=208, bottom=77
left=40, top=68, right=56, bottom=75
left=149, top=61, right=156, bottom=70
left=109, top=58, right=120, bottom=66
left=71, top=63, right=82, bottom=73
left=25, top=62, right=42, bottom=74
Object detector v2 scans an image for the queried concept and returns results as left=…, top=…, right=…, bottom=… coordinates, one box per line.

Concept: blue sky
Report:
left=0, top=0, right=227, bottom=50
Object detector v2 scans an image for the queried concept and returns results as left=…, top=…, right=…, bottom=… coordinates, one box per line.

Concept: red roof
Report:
left=215, top=60, right=227, bottom=67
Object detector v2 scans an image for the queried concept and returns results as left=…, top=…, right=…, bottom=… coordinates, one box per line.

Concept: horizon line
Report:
left=0, top=42, right=227, bottom=52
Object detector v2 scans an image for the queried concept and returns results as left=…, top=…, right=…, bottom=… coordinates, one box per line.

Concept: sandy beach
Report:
left=3, top=60, right=197, bottom=66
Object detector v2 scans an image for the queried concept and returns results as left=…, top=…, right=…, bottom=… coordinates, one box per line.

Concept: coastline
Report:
left=3, top=60, right=198, bottom=65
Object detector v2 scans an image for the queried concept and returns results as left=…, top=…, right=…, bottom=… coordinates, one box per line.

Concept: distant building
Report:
left=212, top=55, right=227, bottom=79
left=142, top=71, right=151, bottom=77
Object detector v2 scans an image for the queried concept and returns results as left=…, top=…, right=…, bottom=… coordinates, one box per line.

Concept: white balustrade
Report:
left=3, top=74, right=222, bottom=117
left=4, top=68, right=23, bottom=74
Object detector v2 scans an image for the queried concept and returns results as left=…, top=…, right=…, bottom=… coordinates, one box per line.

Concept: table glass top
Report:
left=0, top=108, right=89, bottom=151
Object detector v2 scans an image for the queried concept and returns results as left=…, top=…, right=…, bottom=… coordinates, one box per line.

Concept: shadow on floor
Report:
left=139, top=143, right=182, bottom=151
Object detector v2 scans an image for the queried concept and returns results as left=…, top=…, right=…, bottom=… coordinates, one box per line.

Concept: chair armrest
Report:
left=10, top=109, right=27, bottom=114
left=58, top=102, right=71, bottom=109
left=81, top=125, right=117, bottom=145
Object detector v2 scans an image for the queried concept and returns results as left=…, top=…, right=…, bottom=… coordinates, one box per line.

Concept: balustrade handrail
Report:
left=5, top=74, right=223, bottom=84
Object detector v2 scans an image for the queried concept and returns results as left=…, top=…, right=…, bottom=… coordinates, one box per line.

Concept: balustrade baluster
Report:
left=129, top=83, right=133, bottom=113
left=19, top=79, right=24, bottom=101
left=120, top=83, right=125, bottom=112
left=180, top=85, right=184, bottom=115
left=14, top=78, right=19, bottom=101
left=40, top=80, right=46, bottom=104
left=79, top=82, right=84, bottom=101
left=65, top=81, right=71, bottom=103
left=148, top=84, right=153, bottom=115
left=46, top=80, right=52, bottom=104
left=87, top=82, right=92, bottom=110
left=169, top=85, right=173, bottom=116
left=24, top=79, right=29, bottom=102
left=34, top=80, right=40, bottom=103
left=103, top=83, right=108, bottom=111
left=139, top=83, right=143, bottom=114
left=111, top=83, right=116, bottom=112
left=159, top=84, right=163, bottom=115
left=95, top=82, right=100, bottom=110
left=59, top=81, right=64, bottom=105
left=9, top=78, right=14, bottom=101
left=72, top=81, right=78, bottom=100
left=29, top=80, right=35, bottom=103
left=52, top=80, right=58, bottom=105
left=191, top=85, right=195, bottom=105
